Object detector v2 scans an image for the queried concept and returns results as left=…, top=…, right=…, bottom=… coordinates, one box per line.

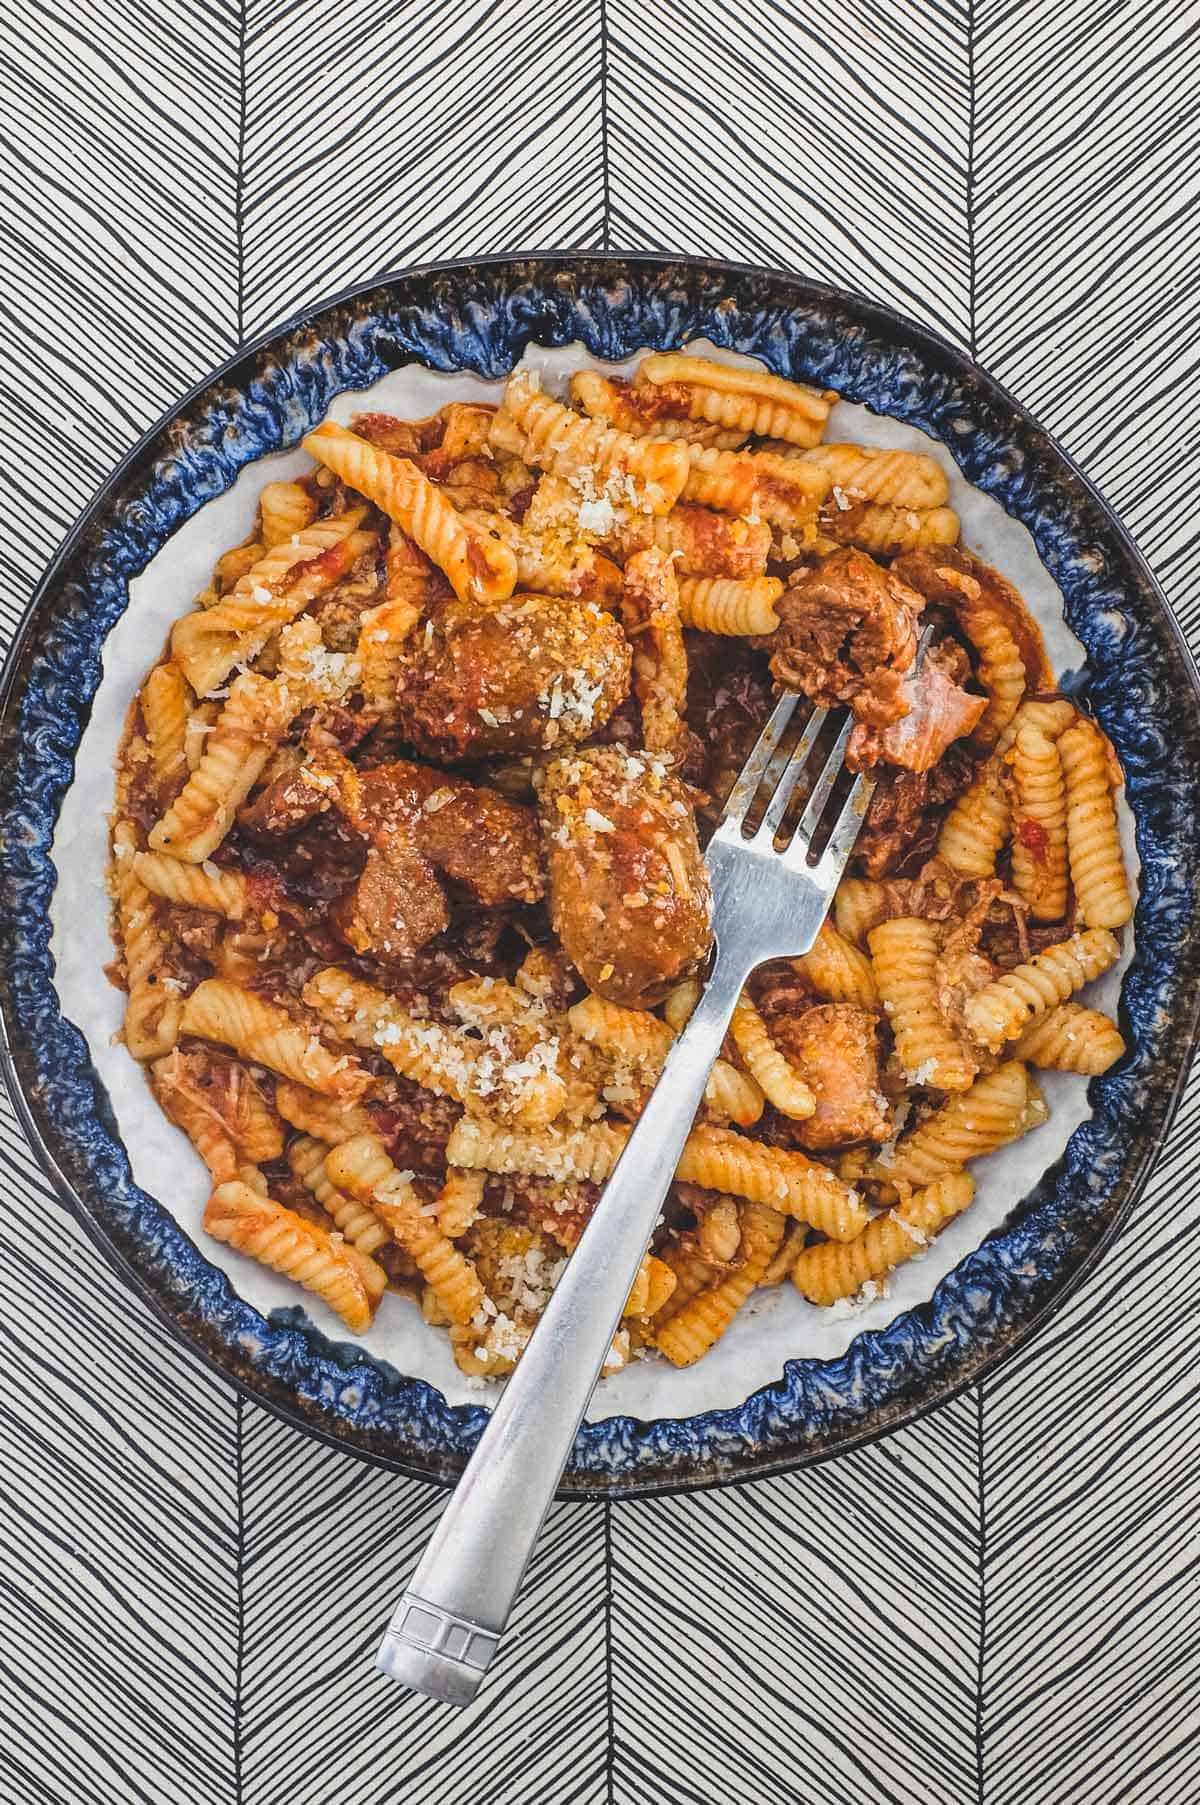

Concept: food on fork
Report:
left=107, top=347, right=1133, bottom=1363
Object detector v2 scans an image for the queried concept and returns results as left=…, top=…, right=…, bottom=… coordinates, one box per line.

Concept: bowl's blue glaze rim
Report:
left=2, top=253, right=1198, bottom=1499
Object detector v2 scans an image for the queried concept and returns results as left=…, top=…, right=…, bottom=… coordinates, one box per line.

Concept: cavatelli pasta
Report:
left=621, top=547, right=689, bottom=757
left=566, top=993, right=764, bottom=1127
left=325, top=1135, right=486, bottom=1326
left=794, top=919, right=880, bottom=1007
left=820, top=502, right=960, bottom=556
left=869, top=918, right=977, bottom=1091
left=963, top=929, right=1120, bottom=1054
left=148, top=672, right=295, bottom=862
left=1011, top=1002, right=1126, bottom=1074
left=655, top=1203, right=786, bottom=1367
left=257, top=480, right=319, bottom=548
left=180, top=978, right=370, bottom=1098
left=1008, top=722, right=1069, bottom=921
left=792, top=1173, right=976, bottom=1306
left=871, top=1062, right=1042, bottom=1186
left=286, top=1134, right=391, bottom=1256
left=729, top=993, right=815, bottom=1119
left=681, top=442, right=830, bottom=525
left=1059, top=716, right=1134, bottom=928
left=111, top=822, right=182, bottom=1061
left=492, top=369, right=689, bottom=516
left=303, top=420, right=517, bottom=606
left=676, top=575, right=783, bottom=636
left=937, top=756, right=1011, bottom=876
left=203, top=1181, right=386, bottom=1332
left=140, top=663, right=191, bottom=801
left=796, top=443, right=949, bottom=510
left=605, top=505, right=772, bottom=577
left=833, top=878, right=887, bottom=948
left=637, top=353, right=835, bottom=448
left=274, top=1081, right=376, bottom=1145
left=132, top=850, right=248, bottom=918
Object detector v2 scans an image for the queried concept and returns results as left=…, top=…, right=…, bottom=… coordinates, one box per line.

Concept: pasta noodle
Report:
left=676, top=575, right=783, bottom=636
left=962, top=928, right=1120, bottom=1053
left=796, top=443, right=949, bottom=510
left=655, top=1203, right=787, bottom=1367
left=637, top=353, right=835, bottom=447
left=180, top=979, right=370, bottom=1098
left=303, top=420, right=517, bottom=606
left=871, top=1062, right=1041, bottom=1185
left=729, top=993, right=816, bottom=1118
left=820, top=502, right=960, bottom=555
left=325, top=1135, right=486, bottom=1326
left=1008, top=722, right=1069, bottom=920
left=621, top=547, right=689, bottom=756
left=274, top=1081, right=376, bottom=1145
left=792, top=1173, right=976, bottom=1305
left=492, top=370, right=688, bottom=515
left=148, top=672, right=295, bottom=862
left=110, top=822, right=182, bottom=1060
left=681, top=442, right=830, bottom=525
left=287, top=1134, right=391, bottom=1255
left=140, top=663, right=191, bottom=801
left=132, top=851, right=248, bottom=918
left=566, top=993, right=764, bottom=1126
left=257, top=480, right=319, bottom=548
left=203, top=1181, right=386, bottom=1333
left=794, top=919, right=880, bottom=1006
left=833, top=878, right=887, bottom=948
left=869, top=917, right=977, bottom=1091
left=1011, top=1002, right=1125, bottom=1074
left=937, top=757, right=1010, bottom=876
left=1059, top=716, right=1134, bottom=928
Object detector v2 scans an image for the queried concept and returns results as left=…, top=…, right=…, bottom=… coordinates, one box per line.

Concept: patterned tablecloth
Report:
left=1, top=4, right=1196, bottom=1800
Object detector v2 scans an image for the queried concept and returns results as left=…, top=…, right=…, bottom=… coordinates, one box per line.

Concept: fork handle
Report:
left=375, top=946, right=749, bottom=1704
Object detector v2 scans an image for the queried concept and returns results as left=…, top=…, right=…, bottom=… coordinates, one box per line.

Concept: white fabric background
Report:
left=0, top=3, right=1197, bottom=1801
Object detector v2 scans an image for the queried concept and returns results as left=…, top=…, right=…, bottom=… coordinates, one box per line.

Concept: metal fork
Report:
left=376, top=694, right=876, bottom=1705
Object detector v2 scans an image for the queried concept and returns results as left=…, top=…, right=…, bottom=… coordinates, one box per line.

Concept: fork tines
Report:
left=715, top=691, right=875, bottom=875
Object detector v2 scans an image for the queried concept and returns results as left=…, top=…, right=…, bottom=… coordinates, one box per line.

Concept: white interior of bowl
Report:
left=49, top=339, right=1137, bottom=1419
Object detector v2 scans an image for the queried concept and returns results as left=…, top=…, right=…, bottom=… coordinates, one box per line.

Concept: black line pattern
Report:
left=0, top=2, right=1197, bottom=1799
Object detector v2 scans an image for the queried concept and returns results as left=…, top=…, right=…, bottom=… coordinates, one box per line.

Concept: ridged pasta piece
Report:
left=325, top=1135, right=485, bottom=1326
left=303, top=968, right=475, bottom=1104
left=621, top=547, right=689, bottom=756
left=871, top=1062, right=1040, bottom=1185
left=150, top=1054, right=239, bottom=1183
left=566, top=994, right=764, bottom=1126
left=171, top=513, right=367, bottom=696
left=357, top=594, right=421, bottom=713
left=662, top=978, right=701, bottom=1033
left=446, top=1115, right=862, bottom=1235
left=729, top=993, right=816, bottom=1118
left=681, top=442, right=830, bottom=526
left=132, top=850, right=248, bottom=918
left=696, top=1196, right=742, bottom=1262
left=833, top=878, right=887, bottom=948
left=303, top=420, right=517, bottom=606
left=792, top=1173, right=976, bottom=1306
left=491, top=369, right=688, bottom=515
left=203, top=1181, right=386, bottom=1333
left=140, top=663, right=191, bottom=801
left=655, top=1203, right=787, bottom=1367
left=446, top=976, right=568, bottom=1128
left=624, top=1250, right=679, bottom=1317
left=287, top=1134, right=390, bottom=1255
left=637, top=353, right=835, bottom=448
left=110, top=822, right=181, bottom=1060
left=793, top=918, right=880, bottom=1007
left=962, top=928, right=1120, bottom=1054
left=869, top=918, right=978, bottom=1090
left=180, top=978, right=369, bottom=1098
left=274, top=1080, right=376, bottom=1145
left=821, top=502, right=960, bottom=556
left=957, top=603, right=1026, bottom=746
left=569, top=369, right=748, bottom=447
left=1059, top=717, right=1134, bottom=928
left=995, top=697, right=1077, bottom=756
left=1009, top=723, right=1069, bottom=921
left=211, top=542, right=264, bottom=595
left=795, top=443, right=949, bottom=510
left=148, top=672, right=294, bottom=862
left=436, top=1169, right=486, bottom=1239
left=606, top=506, right=772, bottom=578
left=462, top=509, right=623, bottom=606
left=184, top=700, right=220, bottom=771
left=257, top=480, right=318, bottom=548
left=937, top=757, right=1011, bottom=876
left=1011, top=1002, right=1126, bottom=1074
left=676, top=575, right=783, bottom=636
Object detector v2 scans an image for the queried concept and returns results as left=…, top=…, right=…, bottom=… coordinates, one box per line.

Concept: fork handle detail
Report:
left=376, top=947, right=749, bottom=1705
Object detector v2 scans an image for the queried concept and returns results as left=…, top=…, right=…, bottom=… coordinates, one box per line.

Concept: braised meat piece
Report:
left=855, top=744, right=977, bottom=878
left=330, top=841, right=448, bottom=960
left=771, top=1004, right=889, bottom=1150
left=849, top=641, right=987, bottom=772
left=394, top=591, right=631, bottom=762
left=770, top=548, right=922, bottom=728
left=356, top=761, right=543, bottom=907
left=539, top=746, right=713, bottom=1008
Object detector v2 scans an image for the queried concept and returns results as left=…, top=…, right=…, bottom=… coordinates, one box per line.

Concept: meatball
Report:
left=394, top=591, right=631, bottom=762
left=772, top=1003, right=889, bottom=1150
left=540, top=746, right=712, bottom=1007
